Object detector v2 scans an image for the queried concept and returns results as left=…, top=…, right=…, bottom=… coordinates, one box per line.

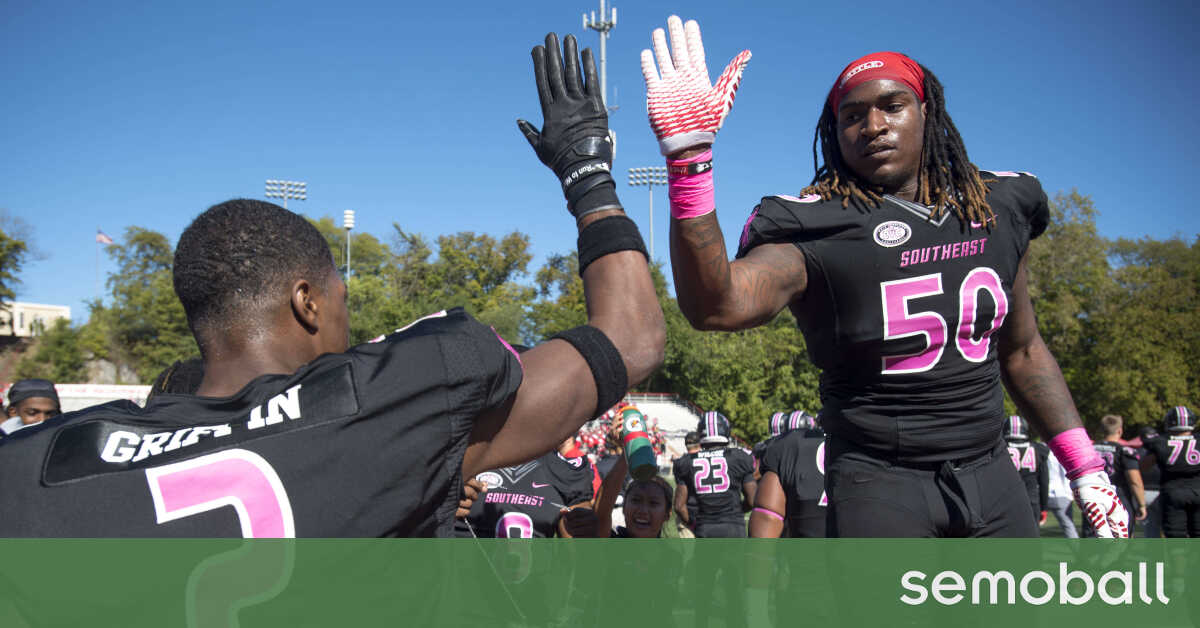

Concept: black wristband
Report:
left=566, top=169, right=619, bottom=217
left=577, top=214, right=648, bottom=275
left=667, top=160, right=712, bottom=177
left=551, top=325, right=628, bottom=419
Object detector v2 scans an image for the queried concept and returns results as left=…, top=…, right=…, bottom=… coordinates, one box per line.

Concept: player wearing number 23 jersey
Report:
left=675, top=412, right=755, bottom=537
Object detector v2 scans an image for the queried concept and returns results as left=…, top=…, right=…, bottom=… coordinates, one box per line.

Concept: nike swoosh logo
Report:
left=531, top=482, right=550, bottom=488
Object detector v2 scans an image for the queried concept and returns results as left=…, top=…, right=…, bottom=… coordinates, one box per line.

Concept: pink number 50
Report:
left=146, top=449, right=296, bottom=538
left=881, top=268, right=1008, bottom=374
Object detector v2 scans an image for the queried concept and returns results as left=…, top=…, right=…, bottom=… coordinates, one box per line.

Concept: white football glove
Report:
left=1071, top=471, right=1130, bottom=538
left=640, top=15, right=751, bottom=156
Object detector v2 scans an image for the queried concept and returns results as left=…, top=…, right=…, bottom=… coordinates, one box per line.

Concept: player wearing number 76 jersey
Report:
left=1140, top=406, right=1200, bottom=537
left=642, top=15, right=1125, bottom=537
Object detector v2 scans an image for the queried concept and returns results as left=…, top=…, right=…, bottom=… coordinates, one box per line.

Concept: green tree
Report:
left=309, top=216, right=394, bottom=279
left=1019, top=191, right=1115, bottom=428
left=525, top=252, right=587, bottom=342
left=87, top=227, right=197, bottom=383
left=1086, top=235, right=1200, bottom=429
left=0, top=213, right=30, bottom=334
left=14, top=318, right=87, bottom=382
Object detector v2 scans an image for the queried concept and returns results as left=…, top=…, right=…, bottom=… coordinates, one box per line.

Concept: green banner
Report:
left=1, top=540, right=1197, bottom=627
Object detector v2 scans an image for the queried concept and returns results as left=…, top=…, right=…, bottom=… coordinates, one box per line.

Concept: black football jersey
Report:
left=1093, top=441, right=1139, bottom=503
left=459, top=451, right=595, bottom=538
left=676, top=446, right=755, bottom=525
left=737, top=172, right=1049, bottom=462
left=1006, top=440, right=1049, bottom=512
left=1145, top=435, right=1200, bottom=489
left=0, top=308, right=522, bottom=537
left=672, top=453, right=699, bottom=523
left=759, top=430, right=827, bottom=538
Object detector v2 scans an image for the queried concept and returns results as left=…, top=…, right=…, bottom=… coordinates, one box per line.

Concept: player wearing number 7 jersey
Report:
left=0, top=33, right=665, bottom=537
left=642, top=15, right=1126, bottom=537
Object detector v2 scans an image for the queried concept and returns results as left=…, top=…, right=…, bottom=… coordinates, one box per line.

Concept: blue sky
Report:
left=2, top=0, right=1197, bottom=321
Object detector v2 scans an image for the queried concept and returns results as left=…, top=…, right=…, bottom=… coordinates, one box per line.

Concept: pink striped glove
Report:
left=640, top=16, right=751, bottom=156
left=1070, top=471, right=1130, bottom=538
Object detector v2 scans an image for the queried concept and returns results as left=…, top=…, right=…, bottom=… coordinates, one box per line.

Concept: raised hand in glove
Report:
left=517, top=33, right=620, bottom=219
left=641, top=15, right=751, bottom=156
left=1071, top=471, right=1130, bottom=538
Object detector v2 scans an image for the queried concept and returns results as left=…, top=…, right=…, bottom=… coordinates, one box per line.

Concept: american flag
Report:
left=95, top=229, right=114, bottom=245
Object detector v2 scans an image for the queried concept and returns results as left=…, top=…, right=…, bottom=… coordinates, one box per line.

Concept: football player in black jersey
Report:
left=750, top=420, right=827, bottom=538
left=672, top=430, right=702, bottom=537
left=1137, top=426, right=1164, bottom=537
left=1003, top=416, right=1049, bottom=528
left=673, top=411, right=756, bottom=538
left=1140, top=407, right=1200, bottom=537
left=0, top=33, right=665, bottom=537
left=459, top=436, right=598, bottom=538
left=638, top=15, right=1126, bottom=537
left=1082, top=414, right=1146, bottom=538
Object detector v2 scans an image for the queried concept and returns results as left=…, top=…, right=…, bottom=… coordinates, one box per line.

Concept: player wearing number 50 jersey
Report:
left=641, top=15, right=1125, bottom=536
left=0, top=33, right=666, bottom=537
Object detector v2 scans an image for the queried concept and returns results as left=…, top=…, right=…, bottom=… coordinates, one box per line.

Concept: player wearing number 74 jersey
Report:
left=642, top=15, right=1126, bottom=537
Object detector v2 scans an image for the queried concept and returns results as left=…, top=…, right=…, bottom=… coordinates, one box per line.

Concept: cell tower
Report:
left=582, top=0, right=617, bottom=111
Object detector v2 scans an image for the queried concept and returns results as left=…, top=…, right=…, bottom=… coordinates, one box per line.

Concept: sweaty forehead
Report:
left=838, top=79, right=919, bottom=109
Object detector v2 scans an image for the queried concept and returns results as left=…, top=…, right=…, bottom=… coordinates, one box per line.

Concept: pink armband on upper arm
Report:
left=752, top=507, right=784, bottom=522
left=1047, top=427, right=1104, bottom=480
left=668, top=149, right=714, bottom=220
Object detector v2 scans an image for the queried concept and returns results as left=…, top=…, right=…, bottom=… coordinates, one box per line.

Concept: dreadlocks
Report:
left=802, top=63, right=993, bottom=225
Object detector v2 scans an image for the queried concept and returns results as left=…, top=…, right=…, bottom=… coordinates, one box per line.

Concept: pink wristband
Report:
left=1047, top=427, right=1105, bottom=480
left=752, top=507, right=784, bottom=522
left=668, top=149, right=715, bottom=220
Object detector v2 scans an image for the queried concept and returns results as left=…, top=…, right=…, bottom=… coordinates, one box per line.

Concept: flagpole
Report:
left=95, top=228, right=99, bottom=302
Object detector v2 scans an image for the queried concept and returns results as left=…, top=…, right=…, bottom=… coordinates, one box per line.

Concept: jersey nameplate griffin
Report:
left=43, top=363, right=359, bottom=485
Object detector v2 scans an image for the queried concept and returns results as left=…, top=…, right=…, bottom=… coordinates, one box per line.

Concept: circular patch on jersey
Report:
left=476, top=471, right=503, bottom=489
left=873, top=220, right=912, bottom=247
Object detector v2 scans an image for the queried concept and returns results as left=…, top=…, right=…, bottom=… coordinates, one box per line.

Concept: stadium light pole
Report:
left=342, top=209, right=355, bottom=279
left=627, top=166, right=667, bottom=260
left=264, top=179, right=307, bottom=210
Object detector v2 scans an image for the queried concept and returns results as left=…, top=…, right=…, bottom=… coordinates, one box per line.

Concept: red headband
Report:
left=828, top=51, right=925, bottom=113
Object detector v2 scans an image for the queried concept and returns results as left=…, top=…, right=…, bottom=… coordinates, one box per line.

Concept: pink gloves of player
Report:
left=640, top=15, right=751, bottom=156
left=1070, top=471, right=1130, bottom=538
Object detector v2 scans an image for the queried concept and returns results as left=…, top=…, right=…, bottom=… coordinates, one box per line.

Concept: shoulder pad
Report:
left=735, top=193, right=855, bottom=259
left=981, top=170, right=1049, bottom=240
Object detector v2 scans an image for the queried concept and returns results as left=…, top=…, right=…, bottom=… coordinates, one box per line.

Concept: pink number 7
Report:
left=146, top=449, right=296, bottom=538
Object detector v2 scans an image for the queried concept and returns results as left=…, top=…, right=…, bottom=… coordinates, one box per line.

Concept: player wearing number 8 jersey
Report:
left=0, top=33, right=666, bottom=537
left=642, top=15, right=1126, bottom=537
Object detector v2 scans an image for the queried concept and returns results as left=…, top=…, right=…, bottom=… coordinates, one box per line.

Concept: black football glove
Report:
left=517, top=33, right=621, bottom=219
